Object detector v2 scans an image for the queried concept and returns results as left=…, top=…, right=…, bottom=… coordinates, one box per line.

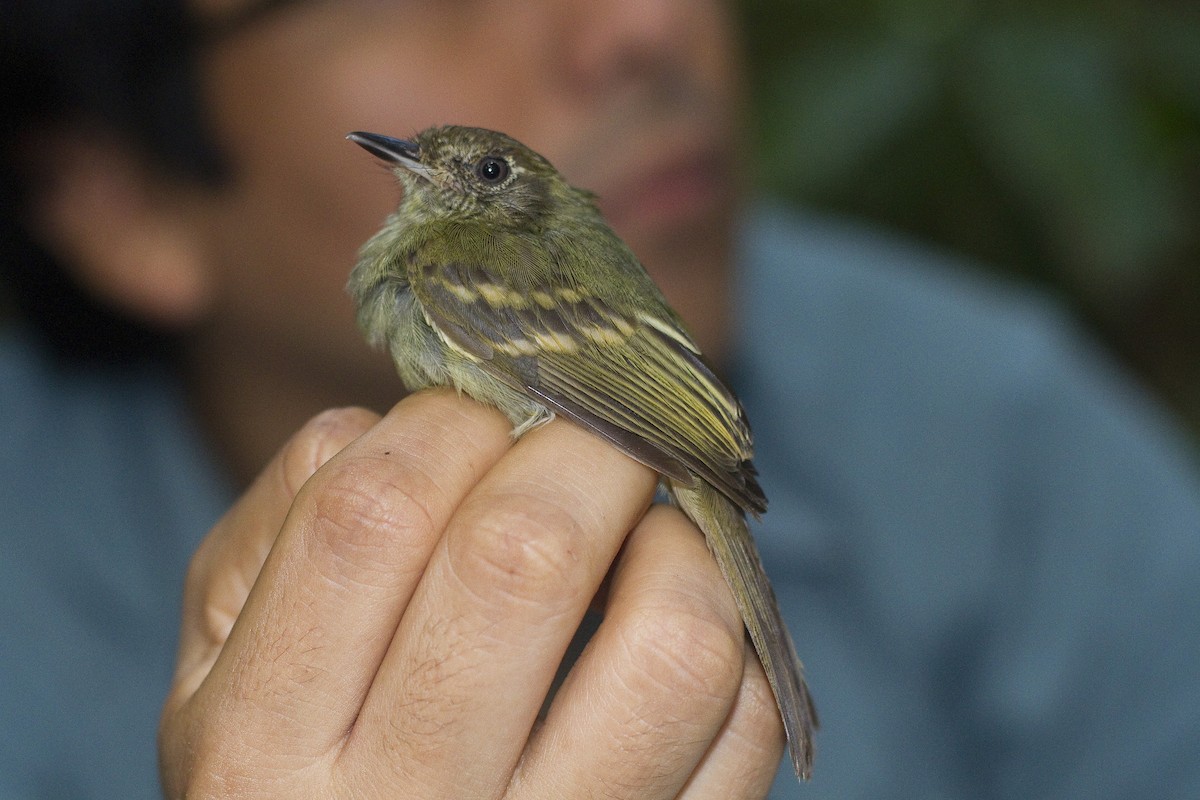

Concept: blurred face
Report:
left=185, top=0, right=746, bottom=427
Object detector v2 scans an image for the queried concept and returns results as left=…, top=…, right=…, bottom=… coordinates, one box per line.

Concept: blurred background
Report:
left=2, top=2, right=1196, bottom=447
left=739, top=0, right=1200, bottom=446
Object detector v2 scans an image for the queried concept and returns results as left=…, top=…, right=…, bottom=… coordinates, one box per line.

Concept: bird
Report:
left=346, top=125, right=816, bottom=780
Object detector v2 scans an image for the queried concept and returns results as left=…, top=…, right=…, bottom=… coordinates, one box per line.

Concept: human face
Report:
left=187, top=0, right=746, bottom=422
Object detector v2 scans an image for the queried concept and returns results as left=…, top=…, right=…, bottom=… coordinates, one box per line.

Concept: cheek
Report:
left=196, top=129, right=385, bottom=356
left=191, top=35, right=411, bottom=348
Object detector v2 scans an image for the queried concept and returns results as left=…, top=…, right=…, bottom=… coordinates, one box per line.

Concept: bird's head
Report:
left=348, top=125, right=590, bottom=229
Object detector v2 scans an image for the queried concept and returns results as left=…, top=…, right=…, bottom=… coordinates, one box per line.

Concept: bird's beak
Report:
left=347, top=131, right=433, bottom=181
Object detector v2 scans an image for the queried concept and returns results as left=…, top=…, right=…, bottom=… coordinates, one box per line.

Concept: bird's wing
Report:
left=411, top=257, right=766, bottom=515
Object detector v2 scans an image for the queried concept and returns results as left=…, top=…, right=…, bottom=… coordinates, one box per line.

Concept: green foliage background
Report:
left=739, top=0, right=1200, bottom=443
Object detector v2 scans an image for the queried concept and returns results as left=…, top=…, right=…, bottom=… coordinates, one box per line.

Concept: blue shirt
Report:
left=3, top=204, right=1198, bottom=798
left=739, top=207, right=1200, bottom=797
left=0, top=343, right=229, bottom=798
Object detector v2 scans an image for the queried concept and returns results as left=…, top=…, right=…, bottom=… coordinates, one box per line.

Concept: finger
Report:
left=167, top=406, right=379, bottom=710
left=678, top=643, right=786, bottom=799
left=513, top=504, right=748, bottom=799
left=344, top=418, right=658, bottom=797
left=187, top=390, right=514, bottom=759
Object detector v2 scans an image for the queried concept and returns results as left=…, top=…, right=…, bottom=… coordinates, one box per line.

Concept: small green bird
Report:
left=346, top=125, right=816, bottom=780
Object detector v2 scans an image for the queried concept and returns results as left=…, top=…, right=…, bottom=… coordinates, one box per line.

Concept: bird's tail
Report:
left=670, top=479, right=817, bottom=781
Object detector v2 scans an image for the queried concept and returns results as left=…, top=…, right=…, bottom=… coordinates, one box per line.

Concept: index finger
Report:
left=167, top=406, right=380, bottom=706
left=178, top=390, right=515, bottom=758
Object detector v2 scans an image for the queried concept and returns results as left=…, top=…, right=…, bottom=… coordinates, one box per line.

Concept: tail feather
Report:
left=670, top=479, right=817, bottom=781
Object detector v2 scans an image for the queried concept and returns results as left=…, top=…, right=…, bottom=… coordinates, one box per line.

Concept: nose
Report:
left=552, top=0, right=700, bottom=92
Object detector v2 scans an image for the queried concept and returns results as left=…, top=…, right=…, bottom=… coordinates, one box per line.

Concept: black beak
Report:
left=346, top=131, right=421, bottom=167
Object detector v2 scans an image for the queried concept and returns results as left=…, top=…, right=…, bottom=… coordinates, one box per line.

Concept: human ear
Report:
left=24, top=128, right=214, bottom=327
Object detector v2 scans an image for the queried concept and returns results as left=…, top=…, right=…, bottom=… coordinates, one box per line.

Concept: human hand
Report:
left=159, top=390, right=784, bottom=798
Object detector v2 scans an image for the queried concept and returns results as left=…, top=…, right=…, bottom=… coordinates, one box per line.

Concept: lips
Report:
left=600, top=149, right=729, bottom=231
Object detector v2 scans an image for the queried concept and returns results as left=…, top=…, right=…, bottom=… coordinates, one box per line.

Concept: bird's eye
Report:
left=476, top=156, right=510, bottom=184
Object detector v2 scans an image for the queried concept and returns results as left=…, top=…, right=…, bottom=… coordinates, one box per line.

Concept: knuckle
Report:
left=162, top=712, right=270, bottom=797
left=620, top=590, right=746, bottom=705
left=448, top=492, right=589, bottom=608
left=181, top=534, right=215, bottom=603
left=180, top=533, right=241, bottom=649
left=301, top=455, right=438, bottom=575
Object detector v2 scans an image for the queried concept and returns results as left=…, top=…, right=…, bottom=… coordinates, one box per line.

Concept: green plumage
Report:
left=347, top=125, right=816, bottom=780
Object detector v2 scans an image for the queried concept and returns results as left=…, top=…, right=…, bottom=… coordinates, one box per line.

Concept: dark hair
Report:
left=0, top=0, right=227, bottom=362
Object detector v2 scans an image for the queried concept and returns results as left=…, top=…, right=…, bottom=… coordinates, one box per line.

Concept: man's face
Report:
left=187, top=0, right=746, bottom=410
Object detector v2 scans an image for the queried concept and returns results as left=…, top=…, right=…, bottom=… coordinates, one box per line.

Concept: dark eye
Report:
left=476, top=156, right=510, bottom=184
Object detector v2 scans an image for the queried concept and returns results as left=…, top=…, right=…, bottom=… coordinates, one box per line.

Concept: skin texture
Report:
left=26, top=0, right=786, bottom=796
left=158, top=395, right=786, bottom=798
